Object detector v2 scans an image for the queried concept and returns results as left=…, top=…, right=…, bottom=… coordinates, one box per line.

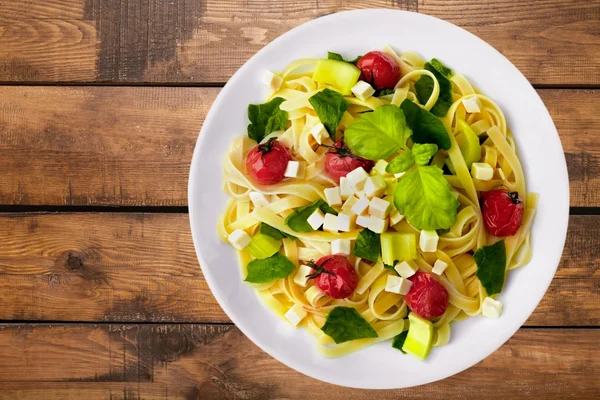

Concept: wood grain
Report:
left=0, top=87, right=598, bottom=207
left=0, top=213, right=597, bottom=325
left=0, top=0, right=598, bottom=84
left=0, top=324, right=597, bottom=399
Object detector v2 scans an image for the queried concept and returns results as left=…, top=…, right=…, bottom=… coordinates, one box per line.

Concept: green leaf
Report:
left=393, top=165, right=460, bottom=230
left=320, top=307, right=378, bottom=344
left=352, top=229, right=381, bottom=262
left=327, top=51, right=361, bottom=64
left=384, top=260, right=399, bottom=274
left=308, top=88, right=349, bottom=138
left=285, top=200, right=335, bottom=233
left=259, top=223, right=296, bottom=240
left=344, top=105, right=413, bottom=160
left=400, top=99, right=451, bottom=150
left=319, top=201, right=338, bottom=216
left=412, top=143, right=439, bottom=165
left=415, top=59, right=453, bottom=117
left=375, top=88, right=395, bottom=97
left=245, top=253, right=296, bottom=283
left=386, top=151, right=415, bottom=173
left=247, top=97, right=289, bottom=143
left=392, top=330, right=408, bottom=353
left=474, top=240, right=507, bottom=296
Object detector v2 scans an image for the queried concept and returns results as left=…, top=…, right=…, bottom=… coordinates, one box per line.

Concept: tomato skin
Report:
left=324, top=140, right=374, bottom=182
left=245, top=139, right=292, bottom=185
left=404, top=272, right=448, bottom=320
left=356, top=51, right=401, bottom=90
left=481, top=189, right=524, bottom=237
left=310, top=255, right=358, bottom=299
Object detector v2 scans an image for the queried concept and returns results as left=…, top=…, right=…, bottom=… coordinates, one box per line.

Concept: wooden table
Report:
left=0, top=1, right=598, bottom=398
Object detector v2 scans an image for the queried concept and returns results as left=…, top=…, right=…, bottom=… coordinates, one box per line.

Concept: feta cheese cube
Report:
left=323, top=213, right=338, bottom=233
left=471, top=162, right=494, bottom=181
left=298, top=247, right=322, bottom=261
left=249, top=191, right=270, bottom=208
left=385, top=275, right=413, bottom=295
left=368, top=216, right=389, bottom=234
left=228, top=229, right=252, bottom=250
left=306, top=208, right=325, bottom=230
left=339, top=177, right=354, bottom=200
left=394, top=260, right=418, bottom=279
left=356, top=215, right=371, bottom=228
left=363, top=175, right=387, bottom=198
left=351, top=80, right=375, bottom=101
left=262, top=70, right=283, bottom=91
left=351, top=196, right=370, bottom=215
left=294, top=265, right=313, bottom=287
left=285, top=304, right=307, bottom=326
left=324, top=187, right=342, bottom=206
left=338, top=212, right=357, bottom=232
left=419, top=230, right=439, bottom=252
left=368, top=197, right=391, bottom=219
left=389, top=211, right=405, bottom=226
left=462, top=97, right=482, bottom=113
left=341, top=196, right=358, bottom=212
left=284, top=161, right=304, bottom=179
left=481, top=297, right=503, bottom=319
left=309, top=123, right=329, bottom=145
left=332, top=239, right=352, bottom=255
left=432, top=259, right=449, bottom=276
left=373, top=159, right=390, bottom=176
left=346, top=167, right=369, bottom=191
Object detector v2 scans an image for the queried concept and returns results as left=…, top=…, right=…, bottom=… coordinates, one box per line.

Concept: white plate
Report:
left=188, top=9, right=569, bottom=389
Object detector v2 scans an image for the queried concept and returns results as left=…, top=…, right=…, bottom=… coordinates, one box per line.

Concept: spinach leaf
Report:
left=319, top=201, right=338, bottom=216
left=393, top=165, right=459, bottom=230
left=247, top=97, right=289, bottom=142
left=285, top=200, right=336, bottom=233
left=245, top=253, right=296, bottom=283
left=320, top=307, right=378, bottom=344
left=392, top=330, right=408, bottom=353
left=386, top=151, right=415, bottom=174
left=327, top=51, right=361, bottom=64
left=309, top=88, right=349, bottom=138
left=375, top=88, right=395, bottom=97
left=352, top=229, right=381, bottom=262
left=259, top=222, right=296, bottom=240
left=415, top=59, right=453, bottom=117
left=400, top=99, right=451, bottom=150
left=412, top=143, right=438, bottom=165
left=474, top=240, right=507, bottom=296
left=344, top=105, right=413, bottom=160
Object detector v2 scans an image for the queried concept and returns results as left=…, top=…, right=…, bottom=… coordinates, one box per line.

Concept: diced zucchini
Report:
left=246, top=234, right=282, bottom=259
left=381, top=232, right=417, bottom=266
left=446, top=119, right=482, bottom=173
left=312, top=59, right=361, bottom=95
left=402, top=312, right=434, bottom=360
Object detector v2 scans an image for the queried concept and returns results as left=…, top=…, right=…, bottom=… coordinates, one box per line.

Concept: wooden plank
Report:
left=0, top=324, right=597, bottom=399
left=0, top=213, right=597, bottom=326
left=0, top=0, right=598, bottom=84
left=0, top=86, right=598, bottom=207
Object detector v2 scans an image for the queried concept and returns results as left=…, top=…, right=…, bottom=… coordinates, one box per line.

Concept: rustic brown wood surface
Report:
left=0, top=0, right=598, bottom=398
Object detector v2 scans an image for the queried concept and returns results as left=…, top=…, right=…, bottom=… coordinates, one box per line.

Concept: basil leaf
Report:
left=412, top=143, right=438, bottom=165
left=285, top=200, right=335, bottom=233
left=386, top=151, right=415, bottom=173
left=344, top=105, right=413, bottom=160
left=400, top=99, right=450, bottom=150
left=352, top=229, right=380, bottom=262
left=245, top=253, right=296, bottom=283
left=308, top=88, right=349, bottom=138
left=393, top=165, right=459, bottom=230
left=247, top=97, right=289, bottom=143
left=474, top=240, right=507, bottom=296
left=259, top=222, right=296, bottom=240
left=392, top=330, right=408, bottom=353
left=320, top=306, right=378, bottom=344
left=375, top=88, right=395, bottom=97
left=415, top=59, right=453, bottom=117
left=327, top=51, right=361, bottom=64
left=319, top=201, right=338, bottom=216
left=384, top=260, right=399, bottom=274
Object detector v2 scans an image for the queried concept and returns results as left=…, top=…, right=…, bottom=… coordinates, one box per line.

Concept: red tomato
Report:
left=324, top=140, right=374, bottom=182
left=245, top=138, right=291, bottom=185
left=308, top=255, right=358, bottom=299
left=404, top=272, right=448, bottom=320
left=356, top=51, right=401, bottom=90
left=481, top=189, right=524, bottom=237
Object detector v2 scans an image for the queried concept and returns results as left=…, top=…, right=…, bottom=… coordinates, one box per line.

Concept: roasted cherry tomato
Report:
left=356, top=51, right=401, bottom=90
left=307, top=255, right=358, bottom=299
left=245, top=138, right=291, bottom=185
left=404, top=272, right=449, bottom=320
left=324, top=140, right=374, bottom=182
left=481, top=189, right=524, bottom=237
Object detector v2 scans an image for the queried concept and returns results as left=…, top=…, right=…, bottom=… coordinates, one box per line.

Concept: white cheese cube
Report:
left=306, top=208, right=325, bottom=231
left=462, top=97, right=482, bottom=113
left=341, top=196, right=358, bottom=212
left=339, top=177, right=354, bottom=200
left=432, top=259, right=449, bottom=276
left=309, top=123, right=329, bottom=145
left=249, top=191, right=270, bottom=208
left=351, top=80, right=375, bottom=101
left=385, top=275, right=413, bottom=295
left=294, top=264, right=313, bottom=288
left=332, top=239, right=352, bottom=255
left=481, top=297, right=503, bottom=319
left=262, top=70, right=283, bottom=91
left=324, top=187, right=342, bottom=207
left=368, top=216, right=389, bottom=234
left=389, top=211, right=405, bottom=226
left=351, top=196, right=370, bottom=215
left=356, top=215, right=371, bottom=228
left=338, top=212, right=357, bottom=232
left=228, top=229, right=252, bottom=250
left=363, top=175, right=387, bottom=198
left=419, top=230, right=439, bottom=253
left=346, top=167, right=369, bottom=191
left=471, top=162, right=494, bottom=181
left=284, top=161, right=304, bottom=179
left=323, top=213, right=338, bottom=233
left=285, top=304, right=307, bottom=326
left=394, top=260, right=418, bottom=279
left=373, top=159, right=390, bottom=176
left=368, top=197, right=391, bottom=219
